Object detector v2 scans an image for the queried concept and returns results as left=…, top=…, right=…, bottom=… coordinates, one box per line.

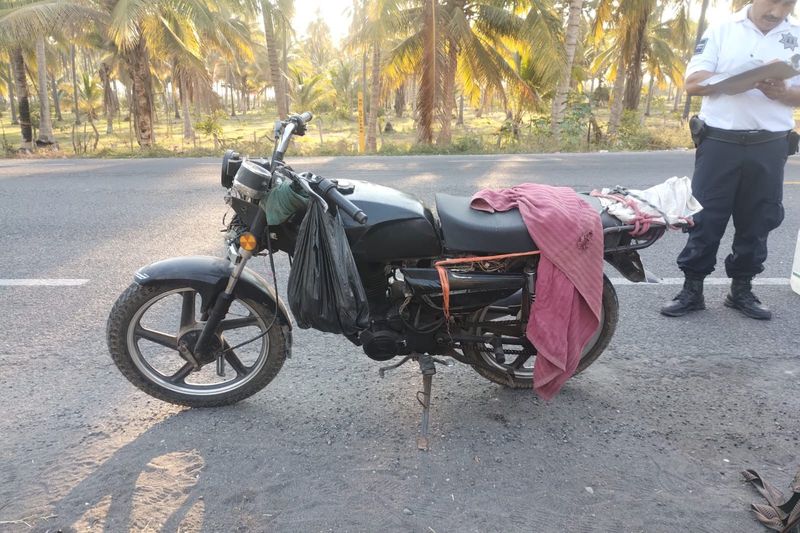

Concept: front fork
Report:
left=193, top=206, right=267, bottom=363
left=191, top=247, right=254, bottom=365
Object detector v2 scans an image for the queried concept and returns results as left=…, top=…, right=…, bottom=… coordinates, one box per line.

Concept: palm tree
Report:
left=287, top=65, right=331, bottom=113
left=329, top=58, right=358, bottom=117
left=78, top=71, right=103, bottom=150
left=9, top=46, right=32, bottom=150
left=592, top=0, right=689, bottom=134
left=1, top=55, right=18, bottom=125
left=416, top=0, right=438, bottom=144
left=551, top=0, right=585, bottom=138
left=260, top=0, right=289, bottom=118
left=351, top=0, right=403, bottom=151
left=387, top=0, right=557, bottom=145
left=35, top=36, right=55, bottom=145
left=0, top=0, right=99, bottom=148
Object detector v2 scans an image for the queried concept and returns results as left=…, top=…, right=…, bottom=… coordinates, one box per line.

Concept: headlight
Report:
left=232, top=160, right=271, bottom=200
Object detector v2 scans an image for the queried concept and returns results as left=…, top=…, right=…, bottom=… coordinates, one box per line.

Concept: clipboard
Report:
left=700, top=54, right=800, bottom=95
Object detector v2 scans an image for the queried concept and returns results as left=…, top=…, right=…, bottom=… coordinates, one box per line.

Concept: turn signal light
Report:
left=239, top=232, right=257, bottom=251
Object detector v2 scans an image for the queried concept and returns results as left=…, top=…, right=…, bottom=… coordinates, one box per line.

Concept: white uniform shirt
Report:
left=686, top=6, right=800, bottom=131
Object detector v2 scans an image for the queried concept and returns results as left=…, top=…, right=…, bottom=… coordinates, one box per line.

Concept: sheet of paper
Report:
left=699, top=54, right=800, bottom=95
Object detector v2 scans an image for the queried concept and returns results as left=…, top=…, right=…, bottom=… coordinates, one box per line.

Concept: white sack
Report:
left=596, top=176, right=703, bottom=226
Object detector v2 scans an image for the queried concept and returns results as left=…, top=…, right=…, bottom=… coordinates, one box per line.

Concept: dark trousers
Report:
left=677, top=137, right=786, bottom=279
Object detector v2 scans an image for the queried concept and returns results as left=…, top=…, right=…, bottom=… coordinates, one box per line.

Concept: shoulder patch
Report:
left=694, top=38, right=708, bottom=55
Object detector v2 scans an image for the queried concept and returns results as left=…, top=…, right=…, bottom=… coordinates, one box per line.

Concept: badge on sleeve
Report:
left=694, top=38, right=708, bottom=55
left=780, top=32, right=798, bottom=51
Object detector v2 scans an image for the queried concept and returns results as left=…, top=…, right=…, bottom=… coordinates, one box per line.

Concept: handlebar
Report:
left=315, top=177, right=368, bottom=225
left=271, top=111, right=314, bottom=167
left=281, top=170, right=367, bottom=225
left=297, top=111, right=313, bottom=125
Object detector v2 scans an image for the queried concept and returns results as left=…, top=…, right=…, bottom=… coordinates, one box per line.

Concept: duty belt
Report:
left=705, top=126, right=789, bottom=145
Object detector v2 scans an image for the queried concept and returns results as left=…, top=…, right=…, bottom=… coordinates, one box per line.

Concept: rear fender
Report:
left=133, top=255, right=293, bottom=329
left=604, top=250, right=646, bottom=282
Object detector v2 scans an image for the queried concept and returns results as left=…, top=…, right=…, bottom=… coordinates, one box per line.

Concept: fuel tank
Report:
left=339, top=181, right=442, bottom=261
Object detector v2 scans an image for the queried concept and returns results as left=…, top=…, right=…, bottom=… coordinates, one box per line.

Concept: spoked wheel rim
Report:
left=126, top=288, right=270, bottom=396
left=471, top=303, right=605, bottom=380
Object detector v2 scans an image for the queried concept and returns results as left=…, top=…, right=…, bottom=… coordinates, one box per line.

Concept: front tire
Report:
left=107, top=282, right=288, bottom=407
left=467, top=274, right=619, bottom=389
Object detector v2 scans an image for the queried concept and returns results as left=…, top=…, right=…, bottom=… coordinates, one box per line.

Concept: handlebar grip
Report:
left=299, top=111, right=313, bottom=124
left=317, top=178, right=367, bottom=225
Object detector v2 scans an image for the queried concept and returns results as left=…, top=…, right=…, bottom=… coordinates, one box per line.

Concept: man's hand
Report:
left=756, top=78, right=788, bottom=100
left=756, top=78, right=800, bottom=106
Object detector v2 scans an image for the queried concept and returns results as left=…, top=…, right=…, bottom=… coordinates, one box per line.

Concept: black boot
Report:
left=725, top=278, right=772, bottom=320
left=661, top=277, right=706, bottom=317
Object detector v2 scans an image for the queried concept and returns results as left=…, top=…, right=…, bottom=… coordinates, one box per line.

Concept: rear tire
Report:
left=107, top=282, right=288, bottom=407
left=468, top=274, right=619, bottom=389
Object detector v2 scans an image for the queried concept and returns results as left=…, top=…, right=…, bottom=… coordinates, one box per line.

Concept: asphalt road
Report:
left=0, top=152, right=798, bottom=533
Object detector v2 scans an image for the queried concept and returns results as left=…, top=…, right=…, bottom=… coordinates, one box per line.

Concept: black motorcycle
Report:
left=107, top=112, right=666, bottom=449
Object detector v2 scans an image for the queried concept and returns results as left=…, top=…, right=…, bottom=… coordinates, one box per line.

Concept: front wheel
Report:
left=107, top=283, right=288, bottom=407
left=466, top=274, right=619, bottom=389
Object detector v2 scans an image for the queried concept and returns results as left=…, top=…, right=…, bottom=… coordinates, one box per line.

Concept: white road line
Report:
left=0, top=279, right=89, bottom=286
left=610, top=277, right=789, bottom=286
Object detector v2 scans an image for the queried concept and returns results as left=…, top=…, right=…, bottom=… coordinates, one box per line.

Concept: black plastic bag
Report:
left=287, top=199, right=369, bottom=335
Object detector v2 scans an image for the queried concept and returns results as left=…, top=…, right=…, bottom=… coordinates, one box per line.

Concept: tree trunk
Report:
left=172, top=81, right=180, bottom=119
left=88, top=115, right=99, bottom=151
left=362, top=47, right=368, bottom=116
left=8, top=62, right=18, bottom=125
left=416, top=0, right=437, bottom=144
left=623, top=9, right=650, bottom=111
left=437, top=38, right=457, bottom=145
left=551, top=0, right=584, bottom=138
left=35, top=37, right=56, bottom=145
left=51, top=76, right=62, bottom=121
left=71, top=44, right=80, bottom=125
left=124, top=38, right=156, bottom=147
left=228, top=66, right=236, bottom=117
left=282, top=29, right=290, bottom=114
left=366, top=41, right=381, bottom=152
left=99, top=62, right=118, bottom=134
left=457, top=94, right=464, bottom=125
left=11, top=47, right=33, bottom=151
left=394, top=85, right=405, bottom=118
left=608, top=55, right=626, bottom=136
left=181, top=76, right=194, bottom=140
left=644, top=77, right=655, bottom=116
left=673, top=87, right=682, bottom=112
left=261, top=2, right=287, bottom=119
left=476, top=88, right=486, bottom=118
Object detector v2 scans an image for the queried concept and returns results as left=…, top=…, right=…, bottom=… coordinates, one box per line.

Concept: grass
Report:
left=0, top=101, right=701, bottom=159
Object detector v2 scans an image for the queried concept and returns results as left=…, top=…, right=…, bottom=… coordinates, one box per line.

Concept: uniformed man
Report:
left=661, top=0, right=799, bottom=320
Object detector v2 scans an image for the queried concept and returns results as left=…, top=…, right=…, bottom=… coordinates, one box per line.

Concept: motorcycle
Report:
left=107, top=112, right=668, bottom=449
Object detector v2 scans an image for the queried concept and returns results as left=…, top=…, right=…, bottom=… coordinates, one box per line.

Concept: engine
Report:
left=357, top=269, right=446, bottom=360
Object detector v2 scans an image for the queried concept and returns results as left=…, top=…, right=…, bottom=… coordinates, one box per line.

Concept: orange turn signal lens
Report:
left=239, top=232, right=257, bottom=251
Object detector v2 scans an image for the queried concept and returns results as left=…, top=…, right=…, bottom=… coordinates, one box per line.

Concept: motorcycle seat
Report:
left=435, top=193, right=624, bottom=254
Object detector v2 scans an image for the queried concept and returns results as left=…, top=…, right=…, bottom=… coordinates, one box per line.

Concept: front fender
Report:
left=134, top=255, right=293, bottom=328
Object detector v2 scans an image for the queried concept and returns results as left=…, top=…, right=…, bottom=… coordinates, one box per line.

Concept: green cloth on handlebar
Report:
left=259, top=179, right=309, bottom=225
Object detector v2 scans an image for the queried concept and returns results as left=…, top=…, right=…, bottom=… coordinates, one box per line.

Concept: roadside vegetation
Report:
left=0, top=0, right=732, bottom=158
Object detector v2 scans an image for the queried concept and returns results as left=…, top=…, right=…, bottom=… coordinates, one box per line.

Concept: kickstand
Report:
left=416, top=353, right=436, bottom=451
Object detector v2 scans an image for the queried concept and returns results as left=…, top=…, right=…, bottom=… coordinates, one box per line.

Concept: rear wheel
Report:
left=107, top=283, right=288, bottom=407
left=465, top=274, right=618, bottom=389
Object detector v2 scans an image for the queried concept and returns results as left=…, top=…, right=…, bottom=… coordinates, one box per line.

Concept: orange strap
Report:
left=434, top=250, right=541, bottom=320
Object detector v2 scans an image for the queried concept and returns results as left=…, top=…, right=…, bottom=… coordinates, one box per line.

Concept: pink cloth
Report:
left=470, top=184, right=604, bottom=400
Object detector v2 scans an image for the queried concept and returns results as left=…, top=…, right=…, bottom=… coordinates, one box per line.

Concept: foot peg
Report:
left=378, top=356, right=411, bottom=378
